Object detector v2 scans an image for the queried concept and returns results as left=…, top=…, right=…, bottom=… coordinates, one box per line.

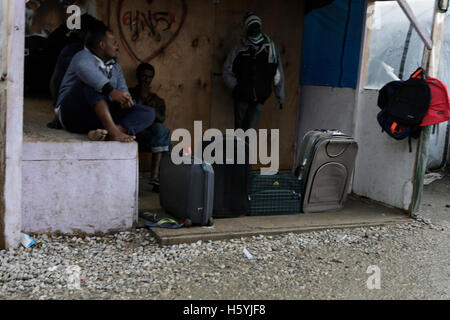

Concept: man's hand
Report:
left=120, top=99, right=133, bottom=110
left=110, top=89, right=133, bottom=107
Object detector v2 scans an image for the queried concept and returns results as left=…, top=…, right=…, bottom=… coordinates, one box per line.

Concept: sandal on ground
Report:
left=140, top=212, right=185, bottom=229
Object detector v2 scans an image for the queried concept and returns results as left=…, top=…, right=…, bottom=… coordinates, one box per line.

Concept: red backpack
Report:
left=420, top=77, right=450, bottom=126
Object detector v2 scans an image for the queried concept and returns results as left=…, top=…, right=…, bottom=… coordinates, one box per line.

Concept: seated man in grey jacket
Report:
left=56, top=23, right=155, bottom=142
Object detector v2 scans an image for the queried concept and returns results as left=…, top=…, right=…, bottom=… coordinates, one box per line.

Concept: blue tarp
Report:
left=300, top=0, right=366, bottom=88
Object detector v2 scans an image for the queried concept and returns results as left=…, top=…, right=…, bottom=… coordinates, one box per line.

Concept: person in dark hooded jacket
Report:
left=223, top=12, right=285, bottom=131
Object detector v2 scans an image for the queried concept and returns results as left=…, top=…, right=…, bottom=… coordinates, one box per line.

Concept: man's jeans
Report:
left=234, top=99, right=264, bottom=131
left=136, top=123, right=171, bottom=153
left=59, top=81, right=155, bottom=136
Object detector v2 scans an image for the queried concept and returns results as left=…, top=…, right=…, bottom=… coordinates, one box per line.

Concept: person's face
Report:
left=100, top=31, right=119, bottom=60
left=247, top=23, right=261, bottom=37
left=138, top=69, right=155, bottom=88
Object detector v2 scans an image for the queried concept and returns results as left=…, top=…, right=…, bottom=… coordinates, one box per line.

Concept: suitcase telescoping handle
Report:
left=296, top=158, right=308, bottom=183
left=202, top=163, right=214, bottom=226
left=314, top=129, right=343, bottom=135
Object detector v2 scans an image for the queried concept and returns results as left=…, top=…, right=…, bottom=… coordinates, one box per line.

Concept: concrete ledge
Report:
left=148, top=197, right=411, bottom=246
left=22, top=148, right=139, bottom=235
left=23, top=141, right=138, bottom=161
left=22, top=98, right=139, bottom=235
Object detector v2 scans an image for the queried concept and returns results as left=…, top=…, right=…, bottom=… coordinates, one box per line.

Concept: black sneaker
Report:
left=47, top=116, right=63, bottom=130
left=152, top=185, right=160, bottom=194
left=149, top=178, right=160, bottom=187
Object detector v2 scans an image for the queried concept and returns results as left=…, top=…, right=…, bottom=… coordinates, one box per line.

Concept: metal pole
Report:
left=411, top=0, right=447, bottom=215
left=396, top=0, right=434, bottom=50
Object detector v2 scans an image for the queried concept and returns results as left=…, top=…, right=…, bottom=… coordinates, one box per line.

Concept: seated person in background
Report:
left=50, top=14, right=102, bottom=105
left=48, top=14, right=103, bottom=129
left=130, top=63, right=171, bottom=188
left=56, top=23, right=155, bottom=142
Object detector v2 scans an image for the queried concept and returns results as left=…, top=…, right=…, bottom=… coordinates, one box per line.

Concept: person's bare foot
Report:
left=88, top=129, right=108, bottom=141
left=116, top=124, right=130, bottom=134
left=107, top=129, right=136, bottom=143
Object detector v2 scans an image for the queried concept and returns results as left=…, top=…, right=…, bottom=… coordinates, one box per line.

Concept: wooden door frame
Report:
left=0, top=0, right=24, bottom=249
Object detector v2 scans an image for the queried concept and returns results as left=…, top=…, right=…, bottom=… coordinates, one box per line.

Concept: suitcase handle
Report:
left=314, top=129, right=341, bottom=134
left=202, top=163, right=213, bottom=226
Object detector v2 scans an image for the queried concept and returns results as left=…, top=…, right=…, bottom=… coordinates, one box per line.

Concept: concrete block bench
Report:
left=22, top=98, right=139, bottom=235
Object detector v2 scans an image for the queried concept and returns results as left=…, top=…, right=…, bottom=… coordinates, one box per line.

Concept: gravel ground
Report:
left=1, top=175, right=449, bottom=300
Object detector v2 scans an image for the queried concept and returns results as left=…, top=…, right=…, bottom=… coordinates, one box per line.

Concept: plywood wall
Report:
left=102, top=0, right=215, bottom=135
left=211, top=0, right=304, bottom=170
left=97, top=0, right=304, bottom=170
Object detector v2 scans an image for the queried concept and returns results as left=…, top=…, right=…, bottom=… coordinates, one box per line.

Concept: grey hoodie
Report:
left=56, top=48, right=129, bottom=107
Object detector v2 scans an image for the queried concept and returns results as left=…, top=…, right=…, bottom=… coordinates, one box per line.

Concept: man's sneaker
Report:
left=47, top=115, right=63, bottom=130
left=149, top=178, right=160, bottom=187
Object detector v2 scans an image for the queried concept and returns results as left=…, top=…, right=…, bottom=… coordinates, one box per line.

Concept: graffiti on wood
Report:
left=118, top=0, right=187, bottom=63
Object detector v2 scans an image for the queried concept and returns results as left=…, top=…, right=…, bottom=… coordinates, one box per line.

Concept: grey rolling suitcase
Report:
left=295, top=130, right=358, bottom=213
left=160, top=153, right=214, bottom=226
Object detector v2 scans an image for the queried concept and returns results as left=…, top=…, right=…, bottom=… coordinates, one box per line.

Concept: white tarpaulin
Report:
left=364, top=0, right=450, bottom=170
left=365, top=0, right=435, bottom=89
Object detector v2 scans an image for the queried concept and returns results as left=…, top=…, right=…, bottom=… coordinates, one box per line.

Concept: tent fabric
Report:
left=300, top=0, right=366, bottom=88
left=304, top=0, right=335, bottom=15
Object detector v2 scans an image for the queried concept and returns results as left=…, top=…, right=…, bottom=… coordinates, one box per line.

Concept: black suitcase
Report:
left=202, top=135, right=250, bottom=218
left=159, top=153, right=214, bottom=226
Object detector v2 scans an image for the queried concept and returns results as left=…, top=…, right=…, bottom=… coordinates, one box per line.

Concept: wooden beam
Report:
left=1, top=0, right=8, bottom=81
left=411, top=0, right=447, bottom=215
left=396, top=0, right=433, bottom=50
left=358, top=0, right=373, bottom=91
left=0, top=0, right=9, bottom=250
left=0, top=0, right=24, bottom=249
left=422, top=9, right=446, bottom=76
